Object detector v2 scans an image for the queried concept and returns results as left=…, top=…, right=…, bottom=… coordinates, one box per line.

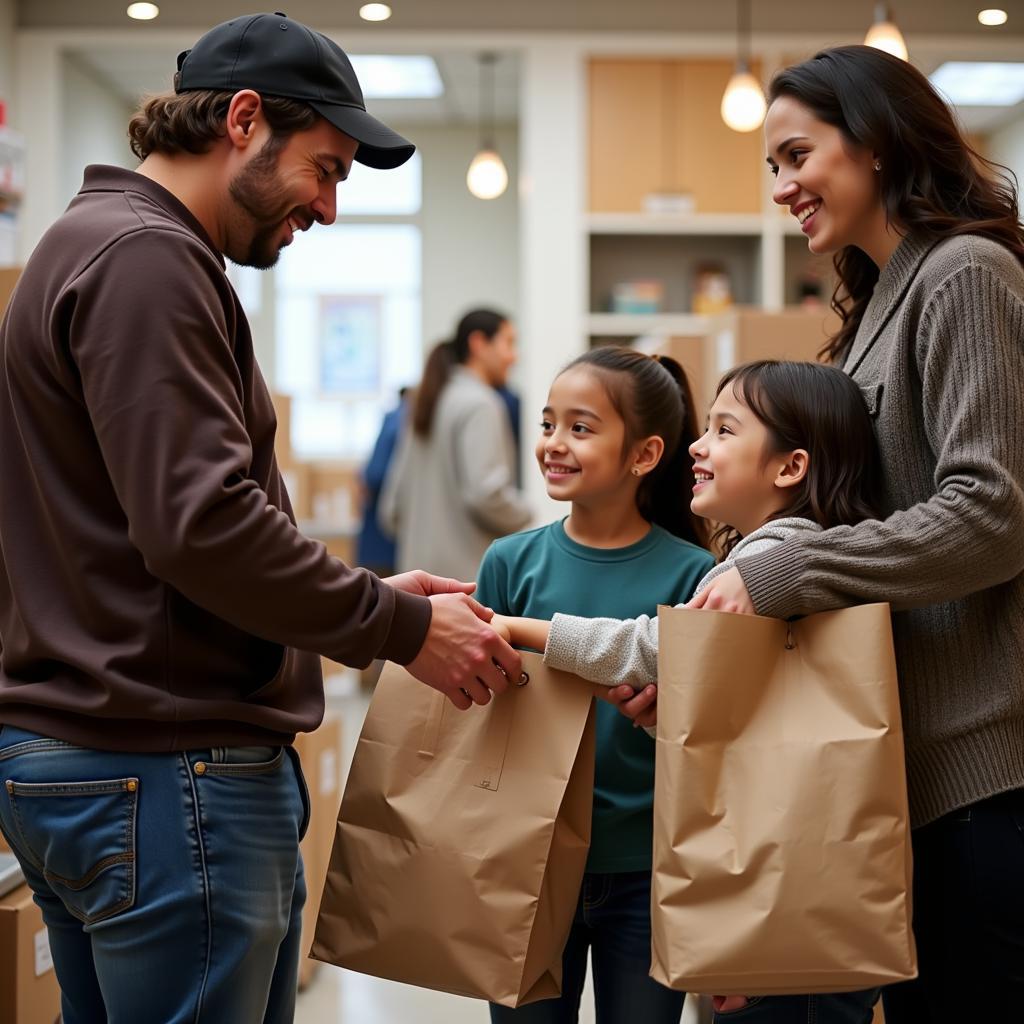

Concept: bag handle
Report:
left=417, top=689, right=517, bottom=792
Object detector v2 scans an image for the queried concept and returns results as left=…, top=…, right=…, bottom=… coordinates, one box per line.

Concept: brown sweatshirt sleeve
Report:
left=64, top=228, right=429, bottom=667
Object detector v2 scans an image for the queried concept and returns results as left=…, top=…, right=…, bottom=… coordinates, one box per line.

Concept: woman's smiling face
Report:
left=765, top=95, right=883, bottom=257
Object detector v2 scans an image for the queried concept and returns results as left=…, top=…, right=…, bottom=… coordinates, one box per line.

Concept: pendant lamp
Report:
left=721, top=0, right=766, bottom=133
left=864, top=3, right=909, bottom=61
left=467, top=53, right=508, bottom=200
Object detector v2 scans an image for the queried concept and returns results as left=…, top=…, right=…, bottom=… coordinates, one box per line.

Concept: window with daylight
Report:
left=274, top=153, right=422, bottom=460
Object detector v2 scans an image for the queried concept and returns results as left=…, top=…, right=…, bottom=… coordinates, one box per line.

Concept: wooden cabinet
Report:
left=588, top=58, right=763, bottom=214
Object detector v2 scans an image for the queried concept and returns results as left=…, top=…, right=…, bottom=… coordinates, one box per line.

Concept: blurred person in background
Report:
left=381, top=308, right=533, bottom=580
left=356, top=387, right=409, bottom=578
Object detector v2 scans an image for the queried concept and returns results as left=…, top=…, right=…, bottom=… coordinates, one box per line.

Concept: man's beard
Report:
left=227, top=138, right=296, bottom=269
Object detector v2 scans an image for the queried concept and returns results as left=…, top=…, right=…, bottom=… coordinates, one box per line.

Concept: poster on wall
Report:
left=318, top=294, right=382, bottom=394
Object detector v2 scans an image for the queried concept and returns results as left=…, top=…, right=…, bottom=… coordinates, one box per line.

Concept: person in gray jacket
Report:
left=381, top=309, right=533, bottom=580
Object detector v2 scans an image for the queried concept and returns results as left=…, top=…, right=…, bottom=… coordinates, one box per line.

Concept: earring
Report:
left=632, top=468, right=641, bottom=476
left=873, top=160, right=882, bottom=171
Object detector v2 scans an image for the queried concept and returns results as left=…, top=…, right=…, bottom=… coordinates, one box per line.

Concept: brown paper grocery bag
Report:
left=311, top=651, right=595, bottom=1006
left=652, top=603, right=917, bottom=995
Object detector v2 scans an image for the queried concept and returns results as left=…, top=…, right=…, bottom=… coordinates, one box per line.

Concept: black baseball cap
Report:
left=174, top=11, right=415, bottom=170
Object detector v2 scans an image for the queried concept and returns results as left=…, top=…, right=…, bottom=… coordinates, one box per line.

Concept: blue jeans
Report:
left=0, top=725, right=309, bottom=1024
left=712, top=990, right=878, bottom=1023
left=490, top=870, right=685, bottom=1024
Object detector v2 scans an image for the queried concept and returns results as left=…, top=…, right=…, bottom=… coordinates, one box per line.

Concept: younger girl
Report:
left=476, top=346, right=714, bottom=1024
left=494, top=359, right=885, bottom=1024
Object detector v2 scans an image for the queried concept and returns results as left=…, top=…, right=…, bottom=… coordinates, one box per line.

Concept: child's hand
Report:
left=713, top=996, right=751, bottom=1012
left=598, top=683, right=658, bottom=729
left=489, top=614, right=513, bottom=642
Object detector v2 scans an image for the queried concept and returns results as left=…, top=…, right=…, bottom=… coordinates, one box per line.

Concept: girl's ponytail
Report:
left=411, top=308, right=510, bottom=438
left=411, top=339, right=456, bottom=437
left=642, top=356, right=707, bottom=548
left=564, top=346, right=708, bottom=549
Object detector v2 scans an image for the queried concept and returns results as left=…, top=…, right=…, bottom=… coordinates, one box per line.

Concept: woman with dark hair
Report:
left=688, top=44, right=1024, bottom=1023
left=380, top=309, right=533, bottom=580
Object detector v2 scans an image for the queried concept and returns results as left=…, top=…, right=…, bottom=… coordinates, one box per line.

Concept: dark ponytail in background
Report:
left=565, top=346, right=707, bottom=548
left=412, top=308, right=509, bottom=437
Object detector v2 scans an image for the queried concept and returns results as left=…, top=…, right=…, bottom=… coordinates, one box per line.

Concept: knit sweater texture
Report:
left=737, top=231, right=1024, bottom=828
left=544, top=518, right=822, bottom=689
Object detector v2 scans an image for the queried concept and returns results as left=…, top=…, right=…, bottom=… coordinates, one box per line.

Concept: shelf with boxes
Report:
left=584, top=55, right=832, bottom=345
left=272, top=392, right=361, bottom=565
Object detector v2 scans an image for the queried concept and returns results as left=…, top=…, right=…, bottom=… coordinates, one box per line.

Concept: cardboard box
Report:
left=0, top=266, right=22, bottom=317
left=0, top=883, right=61, bottom=1024
left=270, top=391, right=293, bottom=469
left=292, top=712, right=342, bottom=990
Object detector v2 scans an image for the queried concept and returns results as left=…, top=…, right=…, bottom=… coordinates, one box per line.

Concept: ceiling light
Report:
left=722, top=0, right=766, bottom=133
left=467, top=151, right=508, bottom=201
left=126, top=2, right=159, bottom=19
left=347, top=55, right=443, bottom=99
left=467, top=54, right=508, bottom=200
left=929, top=62, right=1024, bottom=106
left=359, top=4, right=392, bottom=21
left=864, top=4, right=909, bottom=62
left=978, top=9, right=1008, bottom=26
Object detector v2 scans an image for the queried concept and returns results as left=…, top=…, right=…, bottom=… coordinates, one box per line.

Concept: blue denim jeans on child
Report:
left=489, top=870, right=685, bottom=1024
left=0, top=725, right=309, bottom=1024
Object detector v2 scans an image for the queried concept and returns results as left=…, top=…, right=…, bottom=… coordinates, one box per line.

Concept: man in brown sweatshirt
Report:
left=0, top=13, right=522, bottom=1022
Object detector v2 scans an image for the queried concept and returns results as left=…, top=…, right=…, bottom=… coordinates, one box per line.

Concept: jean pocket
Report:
left=195, top=747, right=285, bottom=777
left=5, top=777, right=138, bottom=925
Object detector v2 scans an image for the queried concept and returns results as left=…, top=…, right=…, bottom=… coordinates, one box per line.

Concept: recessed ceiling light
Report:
left=978, top=9, right=1008, bottom=26
left=929, top=61, right=1024, bottom=106
left=126, top=2, right=159, bottom=19
left=359, top=3, right=392, bottom=21
left=348, top=55, right=443, bottom=99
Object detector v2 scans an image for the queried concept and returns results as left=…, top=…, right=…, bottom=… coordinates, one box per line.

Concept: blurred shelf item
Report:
left=586, top=211, right=764, bottom=236
left=586, top=312, right=711, bottom=336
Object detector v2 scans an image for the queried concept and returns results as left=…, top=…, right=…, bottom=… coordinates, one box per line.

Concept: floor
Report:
left=293, top=674, right=711, bottom=1024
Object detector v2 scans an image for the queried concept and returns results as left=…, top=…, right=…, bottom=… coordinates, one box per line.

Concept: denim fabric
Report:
left=883, top=787, right=1024, bottom=1023
left=489, top=870, right=685, bottom=1024
left=0, top=725, right=309, bottom=1024
left=712, top=989, right=878, bottom=1024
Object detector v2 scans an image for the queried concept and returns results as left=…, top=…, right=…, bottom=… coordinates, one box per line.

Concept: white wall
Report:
left=391, top=122, right=520, bottom=351
left=0, top=0, right=15, bottom=118
left=988, top=112, right=1024, bottom=191
left=60, top=54, right=135, bottom=207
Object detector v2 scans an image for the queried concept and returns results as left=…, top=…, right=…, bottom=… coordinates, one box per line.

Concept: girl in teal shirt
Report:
left=477, top=346, right=713, bottom=1024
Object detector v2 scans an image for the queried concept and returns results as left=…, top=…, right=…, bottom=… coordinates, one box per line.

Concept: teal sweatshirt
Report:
left=475, top=519, right=714, bottom=873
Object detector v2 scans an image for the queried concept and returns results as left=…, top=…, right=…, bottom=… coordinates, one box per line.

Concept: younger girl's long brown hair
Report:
left=710, top=360, right=883, bottom=555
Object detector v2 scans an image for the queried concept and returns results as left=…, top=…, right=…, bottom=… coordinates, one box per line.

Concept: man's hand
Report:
left=383, top=570, right=476, bottom=598
left=685, top=568, right=755, bottom=615
left=596, top=683, right=658, bottom=729
left=406, top=592, right=523, bottom=710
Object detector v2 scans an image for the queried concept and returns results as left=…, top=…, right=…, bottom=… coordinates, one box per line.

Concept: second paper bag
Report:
left=652, top=603, right=916, bottom=995
left=311, top=652, right=595, bottom=1006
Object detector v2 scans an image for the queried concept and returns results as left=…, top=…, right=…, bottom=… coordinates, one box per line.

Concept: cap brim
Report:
left=311, top=101, right=415, bottom=170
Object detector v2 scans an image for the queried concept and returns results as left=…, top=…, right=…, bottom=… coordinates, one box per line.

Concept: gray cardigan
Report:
left=737, top=232, right=1024, bottom=827
left=544, top=518, right=822, bottom=689
left=380, top=367, right=533, bottom=581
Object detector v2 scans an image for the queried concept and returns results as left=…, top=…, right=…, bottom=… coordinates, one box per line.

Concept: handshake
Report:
left=488, top=611, right=659, bottom=730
